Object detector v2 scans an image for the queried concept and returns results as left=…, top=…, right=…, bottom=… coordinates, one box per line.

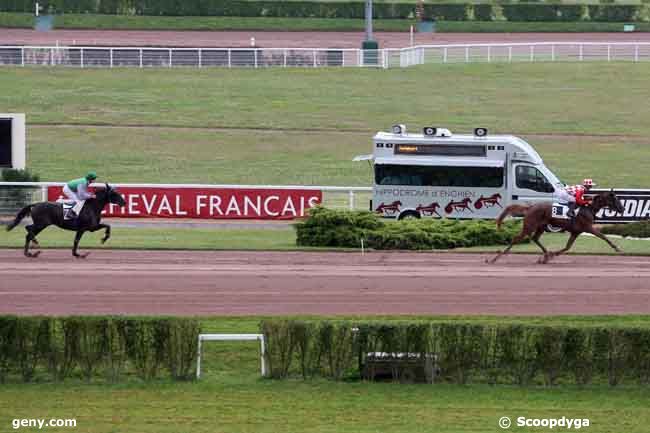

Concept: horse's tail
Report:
left=496, top=204, right=530, bottom=230
left=6, top=205, right=32, bottom=231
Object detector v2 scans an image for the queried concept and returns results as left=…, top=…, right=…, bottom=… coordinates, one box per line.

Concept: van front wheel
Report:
left=398, top=211, right=421, bottom=221
left=546, top=224, right=564, bottom=233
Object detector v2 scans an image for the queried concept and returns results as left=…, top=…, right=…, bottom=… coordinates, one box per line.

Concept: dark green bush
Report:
left=295, top=207, right=524, bottom=250
left=0, top=316, right=200, bottom=383
left=261, top=320, right=650, bottom=386
left=1, top=168, right=40, bottom=182
left=601, top=221, right=650, bottom=238
left=4, top=1, right=648, bottom=23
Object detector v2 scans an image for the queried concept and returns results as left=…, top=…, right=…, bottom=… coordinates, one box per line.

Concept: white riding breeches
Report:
left=555, top=190, right=575, bottom=204
left=62, top=185, right=80, bottom=201
left=62, top=185, right=84, bottom=214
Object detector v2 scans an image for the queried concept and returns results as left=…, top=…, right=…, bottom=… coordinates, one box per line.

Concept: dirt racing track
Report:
left=1, top=249, right=649, bottom=316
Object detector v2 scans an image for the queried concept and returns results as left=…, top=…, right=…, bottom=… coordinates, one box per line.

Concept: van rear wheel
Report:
left=398, top=211, right=421, bottom=221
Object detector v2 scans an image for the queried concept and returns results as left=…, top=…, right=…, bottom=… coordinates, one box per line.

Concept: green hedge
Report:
left=601, top=220, right=650, bottom=238
left=0, top=316, right=200, bottom=383
left=3, top=1, right=650, bottom=23
left=294, top=207, right=523, bottom=250
left=261, top=320, right=650, bottom=386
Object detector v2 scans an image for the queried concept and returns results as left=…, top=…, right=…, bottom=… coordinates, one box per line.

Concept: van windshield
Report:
left=516, top=165, right=554, bottom=193
left=375, top=164, right=504, bottom=188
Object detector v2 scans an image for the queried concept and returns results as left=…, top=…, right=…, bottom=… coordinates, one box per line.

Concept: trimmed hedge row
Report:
left=0, top=316, right=200, bottom=383
left=294, top=207, right=523, bottom=250
left=3, top=1, right=650, bottom=23
left=601, top=220, right=650, bottom=238
left=261, top=320, right=650, bottom=386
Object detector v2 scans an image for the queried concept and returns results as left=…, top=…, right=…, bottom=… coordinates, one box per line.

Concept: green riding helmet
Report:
left=85, top=171, right=97, bottom=181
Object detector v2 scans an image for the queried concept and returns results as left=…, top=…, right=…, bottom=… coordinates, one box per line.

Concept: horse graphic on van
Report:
left=445, top=198, right=473, bottom=214
left=416, top=202, right=442, bottom=217
left=375, top=200, right=402, bottom=215
left=474, top=193, right=503, bottom=210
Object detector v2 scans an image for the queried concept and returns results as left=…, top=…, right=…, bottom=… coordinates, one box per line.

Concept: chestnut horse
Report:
left=488, top=190, right=624, bottom=264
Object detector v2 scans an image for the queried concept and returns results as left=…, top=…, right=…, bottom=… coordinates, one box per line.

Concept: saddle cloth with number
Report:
left=59, top=200, right=85, bottom=220
left=551, top=203, right=580, bottom=220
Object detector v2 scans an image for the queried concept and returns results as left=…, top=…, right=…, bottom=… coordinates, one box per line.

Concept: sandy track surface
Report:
left=1, top=249, right=648, bottom=316
left=4, top=29, right=650, bottom=48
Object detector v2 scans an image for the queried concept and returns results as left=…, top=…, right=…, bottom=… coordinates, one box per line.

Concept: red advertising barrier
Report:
left=47, top=186, right=322, bottom=220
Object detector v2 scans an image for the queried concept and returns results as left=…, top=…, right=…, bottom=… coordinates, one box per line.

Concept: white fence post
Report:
left=635, top=45, right=639, bottom=62
left=228, top=49, right=231, bottom=68
left=349, top=190, right=355, bottom=210
left=443, top=47, right=447, bottom=63
left=283, top=49, right=287, bottom=67
left=41, top=185, right=47, bottom=202
left=139, top=49, right=143, bottom=68
left=198, top=48, right=202, bottom=68
left=551, top=45, right=555, bottom=62
left=487, top=46, right=491, bottom=63
left=110, top=48, right=113, bottom=68
left=465, top=46, right=469, bottom=63
left=508, top=46, right=512, bottom=63
left=50, top=47, right=54, bottom=66
left=313, top=50, right=317, bottom=67
left=196, top=335, right=202, bottom=379
left=608, top=44, right=611, bottom=62
left=530, top=45, right=534, bottom=62
left=80, top=48, right=84, bottom=68
left=21, top=47, right=24, bottom=66
left=254, top=49, right=258, bottom=68
left=169, top=49, right=172, bottom=67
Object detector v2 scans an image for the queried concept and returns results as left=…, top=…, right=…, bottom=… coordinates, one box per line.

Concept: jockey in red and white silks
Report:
left=556, top=179, right=595, bottom=217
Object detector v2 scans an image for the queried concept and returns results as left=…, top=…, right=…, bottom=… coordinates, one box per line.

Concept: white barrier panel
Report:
left=196, top=333, right=266, bottom=379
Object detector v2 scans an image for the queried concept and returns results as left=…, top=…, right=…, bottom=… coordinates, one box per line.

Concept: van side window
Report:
left=375, top=165, right=503, bottom=188
left=516, top=166, right=554, bottom=193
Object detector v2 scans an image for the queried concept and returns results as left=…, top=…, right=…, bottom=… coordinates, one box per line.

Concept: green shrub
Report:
left=601, top=221, right=650, bottom=238
left=0, top=316, right=200, bottom=383
left=261, top=320, right=650, bottom=386
left=5, top=2, right=649, bottom=23
left=1, top=168, right=40, bottom=182
left=295, top=208, right=524, bottom=250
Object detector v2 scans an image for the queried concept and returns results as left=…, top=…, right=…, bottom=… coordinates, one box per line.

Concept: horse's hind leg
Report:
left=487, top=231, right=529, bottom=264
left=530, top=229, right=550, bottom=263
left=23, top=225, right=42, bottom=258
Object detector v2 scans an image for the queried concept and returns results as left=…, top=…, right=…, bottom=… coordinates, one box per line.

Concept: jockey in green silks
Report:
left=62, top=172, right=97, bottom=218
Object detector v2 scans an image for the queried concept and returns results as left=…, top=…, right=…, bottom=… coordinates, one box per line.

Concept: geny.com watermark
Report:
left=12, top=419, right=76, bottom=430
left=499, top=416, right=590, bottom=429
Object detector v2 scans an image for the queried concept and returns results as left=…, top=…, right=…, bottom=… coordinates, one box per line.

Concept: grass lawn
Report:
left=2, top=315, right=650, bottom=432
left=0, top=63, right=647, bottom=186
left=0, top=224, right=648, bottom=254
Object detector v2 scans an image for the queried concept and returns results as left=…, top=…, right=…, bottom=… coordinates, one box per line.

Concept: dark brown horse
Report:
left=6, top=184, right=125, bottom=258
left=488, top=191, right=624, bottom=264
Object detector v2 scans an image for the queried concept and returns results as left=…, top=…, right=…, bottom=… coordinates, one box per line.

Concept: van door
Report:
left=510, top=164, right=556, bottom=206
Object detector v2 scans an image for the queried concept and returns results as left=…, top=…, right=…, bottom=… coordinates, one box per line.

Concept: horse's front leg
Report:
left=90, top=224, right=111, bottom=244
left=73, top=230, right=89, bottom=259
left=588, top=228, right=622, bottom=253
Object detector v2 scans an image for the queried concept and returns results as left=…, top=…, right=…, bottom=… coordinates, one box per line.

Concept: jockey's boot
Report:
left=567, top=202, right=576, bottom=219
left=65, top=209, right=77, bottom=220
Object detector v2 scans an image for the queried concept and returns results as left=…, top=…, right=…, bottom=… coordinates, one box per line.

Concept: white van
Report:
left=354, top=125, right=563, bottom=220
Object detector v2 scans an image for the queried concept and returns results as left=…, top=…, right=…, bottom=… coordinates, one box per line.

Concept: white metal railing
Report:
left=385, top=42, right=650, bottom=68
left=0, top=46, right=385, bottom=68
left=2, top=43, right=649, bottom=69
left=0, top=182, right=372, bottom=215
